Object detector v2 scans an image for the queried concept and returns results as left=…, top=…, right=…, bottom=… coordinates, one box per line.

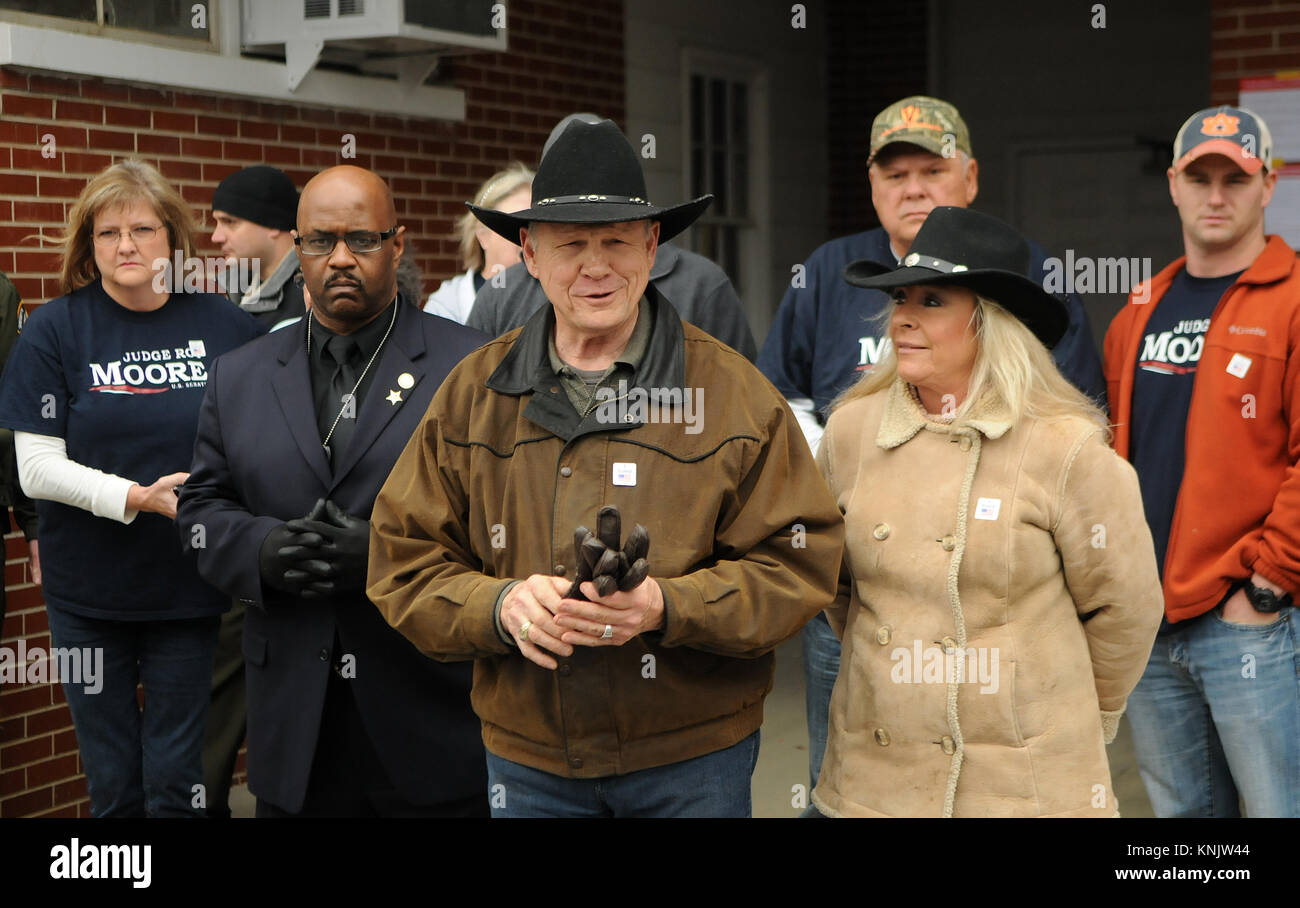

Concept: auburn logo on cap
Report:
left=1200, top=112, right=1240, bottom=137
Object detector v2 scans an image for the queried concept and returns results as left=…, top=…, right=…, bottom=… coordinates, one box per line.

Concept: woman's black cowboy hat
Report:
left=468, top=118, right=712, bottom=243
left=843, top=206, right=1069, bottom=348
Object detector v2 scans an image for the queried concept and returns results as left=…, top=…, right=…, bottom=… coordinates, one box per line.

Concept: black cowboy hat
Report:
left=843, top=206, right=1069, bottom=348
left=468, top=118, right=712, bottom=243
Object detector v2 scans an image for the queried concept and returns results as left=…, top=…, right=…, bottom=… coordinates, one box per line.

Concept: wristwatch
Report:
left=1242, top=579, right=1294, bottom=613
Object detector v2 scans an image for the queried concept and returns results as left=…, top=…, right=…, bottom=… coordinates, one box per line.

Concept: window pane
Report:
left=0, top=0, right=95, bottom=20
left=710, top=78, right=727, bottom=146
left=691, top=146, right=704, bottom=201
left=403, top=0, right=497, bottom=36
left=107, top=0, right=210, bottom=38
left=690, top=75, right=704, bottom=145
left=712, top=149, right=727, bottom=213
left=732, top=152, right=748, bottom=218
left=731, top=81, right=747, bottom=144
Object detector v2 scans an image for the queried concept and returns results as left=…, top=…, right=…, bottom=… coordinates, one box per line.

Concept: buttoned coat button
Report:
left=875, top=625, right=891, bottom=645
left=569, top=757, right=583, bottom=769
left=941, top=636, right=958, bottom=653
left=941, top=735, right=956, bottom=755
left=554, top=564, right=567, bottom=576
left=318, top=648, right=330, bottom=661
left=559, top=466, right=572, bottom=477
left=959, top=437, right=971, bottom=452
left=872, top=523, right=890, bottom=540
left=558, top=664, right=571, bottom=676
left=941, top=534, right=955, bottom=551
left=874, top=728, right=890, bottom=746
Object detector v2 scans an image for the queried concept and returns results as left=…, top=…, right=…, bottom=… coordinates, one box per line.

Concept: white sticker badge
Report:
left=612, top=462, right=637, bottom=487
left=974, top=497, right=1001, bottom=521
left=1226, top=353, right=1252, bottom=379
left=188, top=339, right=206, bottom=358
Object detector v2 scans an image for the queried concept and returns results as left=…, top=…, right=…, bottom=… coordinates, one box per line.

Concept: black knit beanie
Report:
left=212, top=165, right=299, bottom=230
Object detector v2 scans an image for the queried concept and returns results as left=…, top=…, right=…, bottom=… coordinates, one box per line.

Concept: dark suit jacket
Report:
left=178, top=301, right=489, bottom=813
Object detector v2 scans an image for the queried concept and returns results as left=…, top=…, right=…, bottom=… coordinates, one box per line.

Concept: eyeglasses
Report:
left=295, top=228, right=399, bottom=256
left=92, top=224, right=163, bottom=246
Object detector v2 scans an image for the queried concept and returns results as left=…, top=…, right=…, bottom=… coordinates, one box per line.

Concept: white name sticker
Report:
left=974, top=498, right=1001, bottom=521
left=1226, top=353, right=1252, bottom=378
left=188, top=339, right=206, bottom=358
left=612, top=462, right=637, bottom=487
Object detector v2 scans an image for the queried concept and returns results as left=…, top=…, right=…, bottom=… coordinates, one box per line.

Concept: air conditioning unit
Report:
left=242, top=0, right=507, bottom=90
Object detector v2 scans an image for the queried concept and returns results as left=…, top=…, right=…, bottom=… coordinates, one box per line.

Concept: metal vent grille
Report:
left=304, top=0, right=364, bottom=18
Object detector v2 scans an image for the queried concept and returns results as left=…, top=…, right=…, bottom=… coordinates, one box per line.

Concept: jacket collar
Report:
left=486, top=284, right=686, bottom=441
left=876, top=378, right=1014, bottom=449
left=1134, top=234, right=1296, bottom=305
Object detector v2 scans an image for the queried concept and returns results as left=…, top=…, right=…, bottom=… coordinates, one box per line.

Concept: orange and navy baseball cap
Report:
left=1172, top=105, right=1273, bottom=175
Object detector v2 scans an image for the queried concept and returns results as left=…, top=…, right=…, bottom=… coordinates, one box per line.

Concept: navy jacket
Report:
left=177, top=301, right=489, bottom=813
left=757, top=227, right=1107, bottom=426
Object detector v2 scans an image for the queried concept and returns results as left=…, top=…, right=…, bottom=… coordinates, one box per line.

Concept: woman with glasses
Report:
left=0, top=159, right=263, bottom=817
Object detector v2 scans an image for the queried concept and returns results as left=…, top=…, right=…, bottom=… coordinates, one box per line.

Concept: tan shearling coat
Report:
left=811, top=379, right=1163, bottom=817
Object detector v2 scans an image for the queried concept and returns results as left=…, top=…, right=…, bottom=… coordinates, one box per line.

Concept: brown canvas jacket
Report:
left=368, top=289, right=844, bottom=777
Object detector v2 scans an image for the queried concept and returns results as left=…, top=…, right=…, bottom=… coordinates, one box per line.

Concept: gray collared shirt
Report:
left=546, top=298, right=651, bottom=417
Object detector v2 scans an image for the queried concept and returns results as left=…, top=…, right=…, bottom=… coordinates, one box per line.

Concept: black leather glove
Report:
left=565, top=506, right=651, bottom=600
left=285, top=499, right=370, bottom=599
left=258, top=523, right=330, bottom=596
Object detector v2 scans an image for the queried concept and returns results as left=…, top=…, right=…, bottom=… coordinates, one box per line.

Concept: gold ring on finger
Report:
left=519, top=619, right=532, bottom=643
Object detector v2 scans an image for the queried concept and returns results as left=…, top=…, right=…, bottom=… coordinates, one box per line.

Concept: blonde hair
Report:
left=837, top=293, right=1109, bottom=439
left=57, top=159, right=198, bottom=294
left=459, top=162, right=534, bottom=272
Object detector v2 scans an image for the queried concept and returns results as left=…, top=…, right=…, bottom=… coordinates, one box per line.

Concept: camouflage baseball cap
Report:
left=868, top=96, right=972, bottom=165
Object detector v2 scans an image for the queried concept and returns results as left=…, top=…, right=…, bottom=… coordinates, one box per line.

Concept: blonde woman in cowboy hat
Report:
left=811, top=206, right=1164, bottom=817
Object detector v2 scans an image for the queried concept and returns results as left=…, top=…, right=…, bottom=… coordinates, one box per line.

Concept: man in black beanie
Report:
left=202, top=165, right=304, bottom=817
left=212, top=165, right=305, bottom=332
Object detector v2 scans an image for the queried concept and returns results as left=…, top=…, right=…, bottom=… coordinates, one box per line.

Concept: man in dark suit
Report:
left=178, top=165, right=489, bottom=817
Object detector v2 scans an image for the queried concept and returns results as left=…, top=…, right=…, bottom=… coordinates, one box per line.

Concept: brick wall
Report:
left=1211, top=0, right=1300, bottom=103
left=0, top=0, right=623, bottom=818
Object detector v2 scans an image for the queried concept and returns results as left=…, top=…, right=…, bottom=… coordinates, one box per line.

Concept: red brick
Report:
left=138, top=134, right=181, bottom=155
left=33, top=804, right=79, bottom=818
left=0, top=173, right=37, bottom=195
left=239, top=119, right=279, bottom=140
left=88, top=129, right=135, bottom=152
left=1239, top=51, right=1300, bottom=69
left=25, top=705, right=72, bottom=736
left=55, top=99, right=102, bottom=123
left=215, top=96, right=261, bottom=117
left=281, top=124, right=316, bottom=143
left=0, top=94, right=53, bottom=118
left=37, top=176, right=84, bottom=198
left=11, top=201, right=63, bottom=223
left=222, top=140, right=263, bottom=162
left=154, top=111, right=196, bottom=133
left=0, top=120, right=41, bottom=143
left=0, top=678, right=50, bottom=712
left=0, top=68, right=27, bottom=89
left=27, top=73, right=81, bottom=95
left=1243, top=10, right=1300, bottom=28
left=26, top=753, right=78, bottom=787
left=158, top=159, right=202, bottom=182
left=1, top=734, right=51, bottom=767
left=171, top=91, right=220, bottom=112
left=80, top=80, right=130, bottom=102
left=22, top=607, right=48, bottom=635
left=103, top=104, right=152, bottom=128
left=181, top=137, right=223, bottom=158
left=197, top=114, right=241, bottom=136
left=54, top=775, right=87, bottom=802
left=14, top=251, right=60, bottom=273
left=202, top=162, right=240, bottom=183
left=61, top=152, right=112, bottom=174
left=1215, top=32, right=1275, bottom=50
left=1, top=786, right=52, bottom=817
left=0, top=767, right=24, bottom=797
left=263, top=145, right=300, bottom=166
left=52, top=728, right=78, bottom=754
left=7, top=277, right=38, bottom=300
left=1281, top=29, right=1300, bottom=46
left=0, top=715, right=24, bottom=740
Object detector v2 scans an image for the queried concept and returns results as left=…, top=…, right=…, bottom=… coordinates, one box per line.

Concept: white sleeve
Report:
left=786, top=396, right=824, bottom=456
left=15, top=431, right=139, bottom=524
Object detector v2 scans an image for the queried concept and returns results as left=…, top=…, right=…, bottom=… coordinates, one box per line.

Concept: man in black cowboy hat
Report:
left=367, top=118, right=844, bottom=817
left=467, top=113, right=758, bottom=362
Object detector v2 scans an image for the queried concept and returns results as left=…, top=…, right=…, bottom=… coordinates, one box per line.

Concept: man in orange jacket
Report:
left=1104, top=106, right=1300, bottom=818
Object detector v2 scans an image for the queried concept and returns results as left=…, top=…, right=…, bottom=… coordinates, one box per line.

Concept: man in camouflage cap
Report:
left=757, top=94, right=1106, bottom=798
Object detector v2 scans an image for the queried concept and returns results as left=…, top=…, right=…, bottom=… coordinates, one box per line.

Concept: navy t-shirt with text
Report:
left=0, top=280, right=264, bottom=619
left=1129, top=268, right=1242, bottom=577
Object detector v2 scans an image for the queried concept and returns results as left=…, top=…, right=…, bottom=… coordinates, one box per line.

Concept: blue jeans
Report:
left=485, top=731, right=760, bottom=817
left=45, top=606, right=219, bottom=818
left=803, top=612, right=841, bottom=788
left=1126, top=605, right=1300, bottom=817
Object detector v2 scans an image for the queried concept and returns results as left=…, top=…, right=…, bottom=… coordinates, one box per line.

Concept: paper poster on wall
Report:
left=1266, top=164, right=1300, bottom=249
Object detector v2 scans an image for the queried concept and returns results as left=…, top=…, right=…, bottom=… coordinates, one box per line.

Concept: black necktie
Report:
left=324, top=334, right=359, bottom=462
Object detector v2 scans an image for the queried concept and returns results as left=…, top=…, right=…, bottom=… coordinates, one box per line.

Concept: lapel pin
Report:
left=397, top=372, right=415, bottom=389
left=386, top=389, right=403, bottom=405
